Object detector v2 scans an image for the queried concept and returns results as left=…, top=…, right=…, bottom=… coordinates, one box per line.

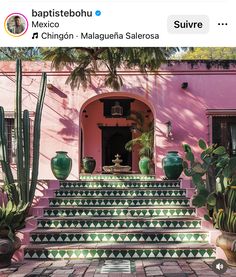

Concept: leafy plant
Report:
left=0, top=198, right=28, bottom=241
left=183, top=139, right=236, bottom=232
left=125, top=111, right=154, bottom=159
left=0, top=59, right=47, bottom=207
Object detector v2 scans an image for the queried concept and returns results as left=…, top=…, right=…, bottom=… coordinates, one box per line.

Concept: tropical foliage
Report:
left=0, top=47, right=41, bottom=60
left=0, top=47, right=189, bottom=90
left=183, top=139, right=236, bottom=232
left=42, top=47, right=184, bottom=90
left=125, top=111, right=154, bottom=159
left=179, top=47, right=236, bottom=60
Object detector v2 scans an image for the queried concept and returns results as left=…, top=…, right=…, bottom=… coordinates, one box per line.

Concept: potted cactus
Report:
left=183, top=139, right=236, bottom=265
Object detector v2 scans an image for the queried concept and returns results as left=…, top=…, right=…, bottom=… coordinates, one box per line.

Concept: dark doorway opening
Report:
left=102, top=127, right=132, bottom=167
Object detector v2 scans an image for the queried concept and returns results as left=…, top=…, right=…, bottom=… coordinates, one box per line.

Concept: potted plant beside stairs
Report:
left=183, top=139, right=236, bottom=266
left=0, top=198, right=28, bottom=268
left=125, top=111, right=154, bottom=174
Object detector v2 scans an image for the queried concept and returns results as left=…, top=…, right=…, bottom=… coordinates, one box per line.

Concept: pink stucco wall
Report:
left=1, top=61, right=236, bottom=179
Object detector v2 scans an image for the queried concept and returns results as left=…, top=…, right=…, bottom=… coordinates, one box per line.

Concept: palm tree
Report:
left=42, top=47, right=185, bottom=90
left=0, top=47, right=188, bottom=90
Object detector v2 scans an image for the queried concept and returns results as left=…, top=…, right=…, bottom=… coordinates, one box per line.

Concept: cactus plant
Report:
left=0, top=198, right=29, bottom=241
left=183, top=139, right=236, bottom=232
left=0, top=59, right=47, bottom=207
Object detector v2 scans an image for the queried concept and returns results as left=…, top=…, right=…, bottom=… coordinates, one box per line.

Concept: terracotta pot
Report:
left=51, top=151, right=72, bottom=180
left=0, top=236, right=21, bottom=268
left=216, top=231, right=236, bottom=266
left=162, top=151, right=183, bottom=179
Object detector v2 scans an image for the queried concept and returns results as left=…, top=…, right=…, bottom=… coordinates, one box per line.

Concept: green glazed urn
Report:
left=162, top=151, right=183, bottom=179
left=82, top=156, right=96, bottom=173
left=51, top=151, right=72, bottom=180
left=139, top=156, right=150, bottom=175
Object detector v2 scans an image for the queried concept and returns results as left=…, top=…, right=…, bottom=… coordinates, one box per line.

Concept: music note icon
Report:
left=32, top=32, right=38, bottom=39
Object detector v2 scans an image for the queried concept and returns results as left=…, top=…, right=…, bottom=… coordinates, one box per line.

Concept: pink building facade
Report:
left=1, top=61, right=236, bottom=180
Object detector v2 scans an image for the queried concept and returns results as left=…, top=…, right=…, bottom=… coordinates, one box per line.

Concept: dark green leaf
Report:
left=183, top=168, right=191, bottom=177
left=198, top=139, right=207, bottom=150
left=183, top=144, right=191, bottom=153
left=204, top=214, right=212, bottom=222
left=192, top=174, right=203, bottom=186
left=185, top=152, right=194, bottom=163
left=192, top=194, right=207, bottom=207
left=223, top=166, right=231, bottom=178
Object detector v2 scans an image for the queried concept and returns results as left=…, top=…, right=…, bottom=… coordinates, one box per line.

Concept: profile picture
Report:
left=4, top=13, right=28, bottom=37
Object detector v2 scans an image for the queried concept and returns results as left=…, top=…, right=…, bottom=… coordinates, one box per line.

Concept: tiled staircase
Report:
left=24, top=175, right=215, bottom=259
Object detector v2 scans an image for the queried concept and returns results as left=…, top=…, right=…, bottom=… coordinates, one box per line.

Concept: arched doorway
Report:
left=80, top=95, right=154, bottom=173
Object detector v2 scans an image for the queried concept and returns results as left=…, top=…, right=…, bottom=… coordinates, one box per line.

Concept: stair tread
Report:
left=31, top=228, right=208, bottom=234
left=24, top=242, right=215, bottom=250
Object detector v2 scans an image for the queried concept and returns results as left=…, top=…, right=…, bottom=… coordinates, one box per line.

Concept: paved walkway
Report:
left=0, top=259, right=236, bottom=277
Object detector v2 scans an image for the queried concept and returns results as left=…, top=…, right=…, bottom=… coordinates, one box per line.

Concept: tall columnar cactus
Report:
left=183, top=139, right=236, bottom=232
left=0, top=107, right=18, bottom=204
left=29, top=70, right=47, bottom=203
left=0, top=59, right=47, bottom=206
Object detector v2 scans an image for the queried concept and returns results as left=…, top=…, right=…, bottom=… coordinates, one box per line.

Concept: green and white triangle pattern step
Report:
left=24, top=244, right=215, bottom=259
left=37, top=218, right=202, bottom=229
left=55, top=189, right=186, bottom=197
left=43, top=207, right=196, bottom=217
left=79, top=174, right=156, bottom=180
left=60, top=180, right=180, bottom=189
left=30, top=230, right=209, bottom=243
left=24, top=178, right=215, bottom=260
left=49, top=198, right=190, bottom=207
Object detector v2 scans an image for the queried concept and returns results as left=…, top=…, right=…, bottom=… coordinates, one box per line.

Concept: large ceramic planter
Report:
left=51, top=151, right=72, bottom=180
left=82, top=157, right=96, bottom=173
left=216, top=231, right=236, bottom=266
left=0, top=236, right=21, bottom=268
left=139, top=156, right=150, bottom=175
left=162, top=151, right=183, bottom=179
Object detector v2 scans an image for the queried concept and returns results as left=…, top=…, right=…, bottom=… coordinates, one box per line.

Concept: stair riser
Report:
left=30, top=233, right=209, bottom=243
left=49, top=199, right=189, bottom=206
left=44, top=209, right=195, bottom=217
left=55, top=190, right=186, bottom=197
left=60, top=183, right=180, bottom=189
left=78, top=175, right=156, bottom=180
left=24, top=248, right=215, bottom=259
left=37, top=220, right=201, bottom=229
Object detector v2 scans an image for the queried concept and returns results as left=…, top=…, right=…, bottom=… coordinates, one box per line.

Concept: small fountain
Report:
left=103, top=154, right=131, bottom=174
